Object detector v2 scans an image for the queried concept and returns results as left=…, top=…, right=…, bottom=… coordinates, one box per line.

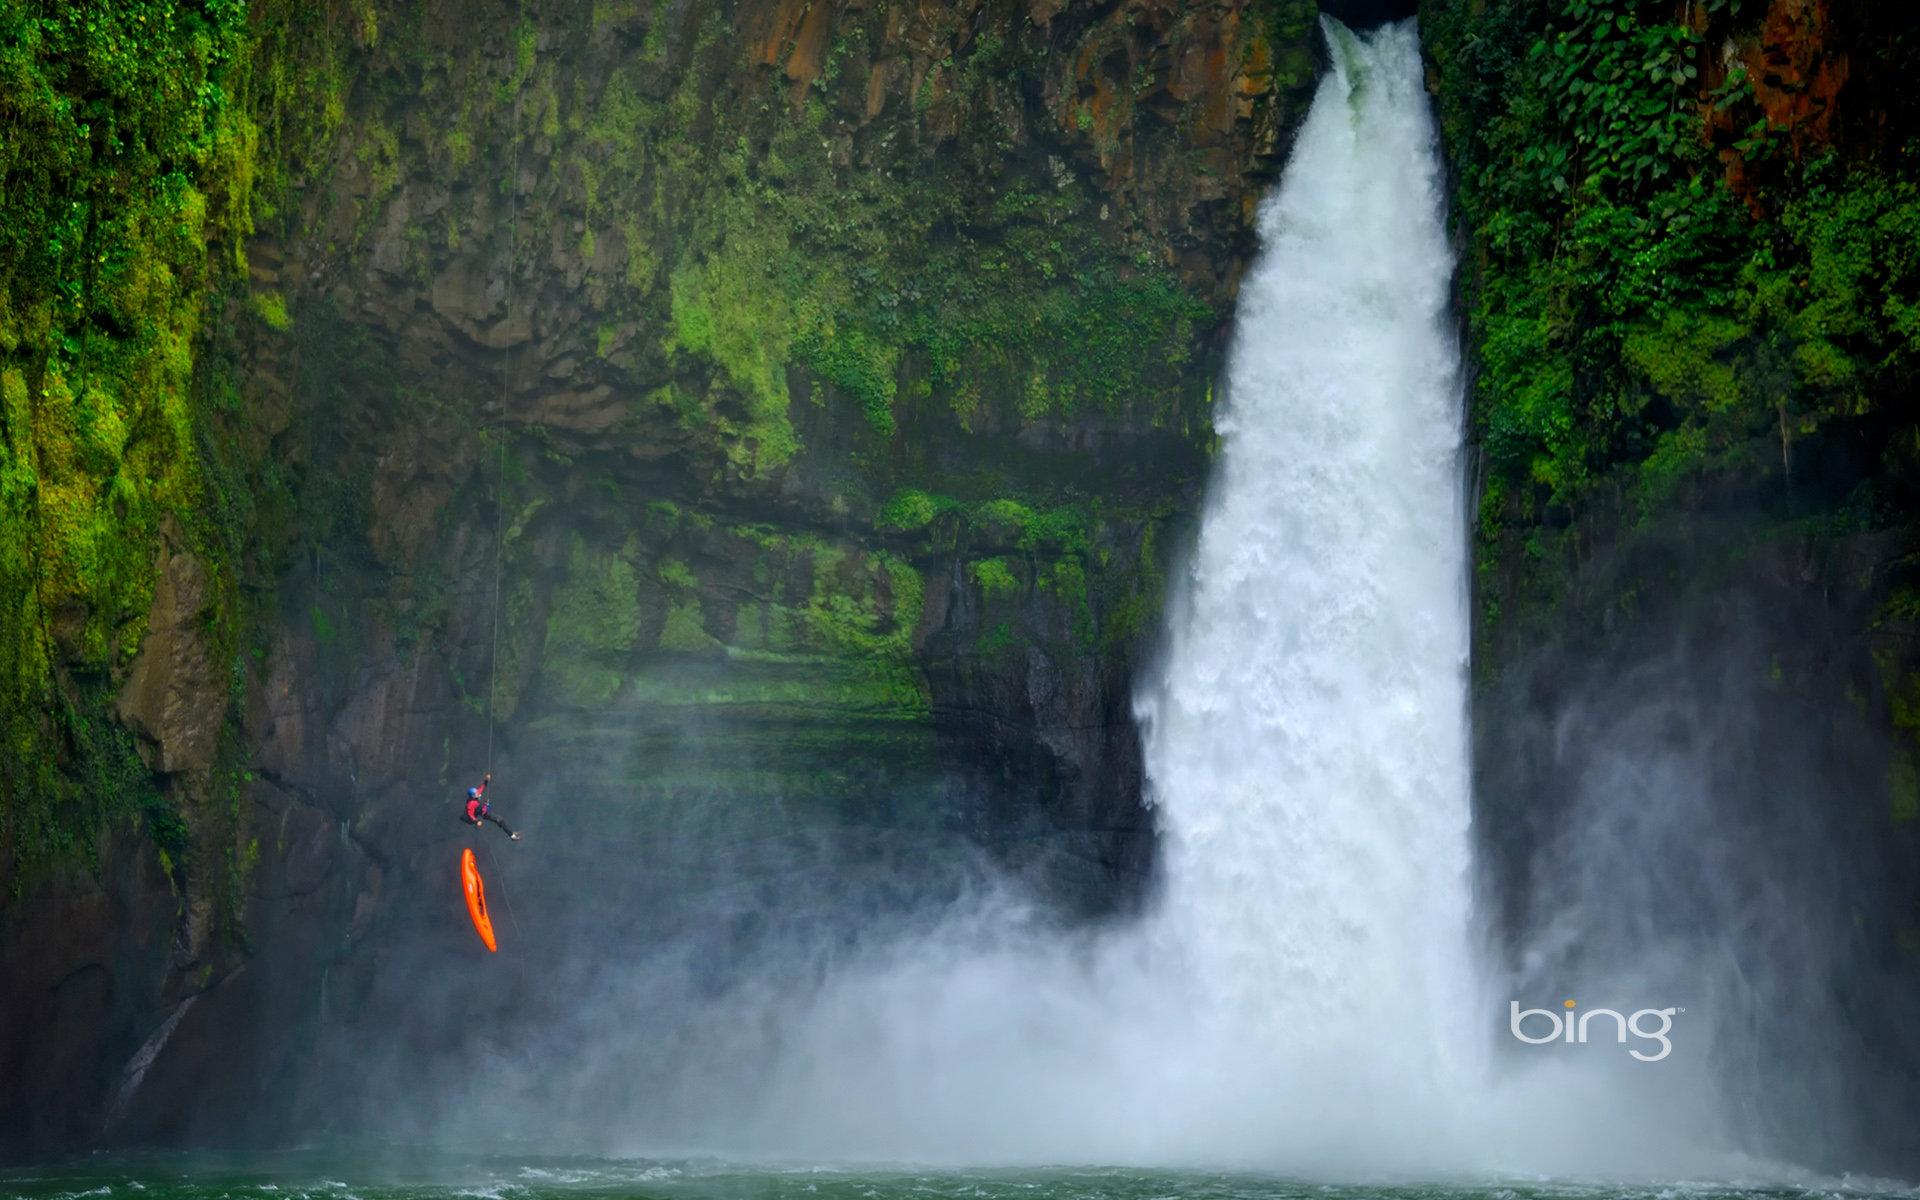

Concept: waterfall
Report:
left=1136, top=17, right=1475, bottom=1080
left=1112, top=20, right=1767, bottom=1176
left=1114, top=23, right=1743, bottom=1173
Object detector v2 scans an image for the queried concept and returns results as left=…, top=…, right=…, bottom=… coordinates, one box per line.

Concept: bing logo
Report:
left=1509, top=998, right=1680, bottom=1062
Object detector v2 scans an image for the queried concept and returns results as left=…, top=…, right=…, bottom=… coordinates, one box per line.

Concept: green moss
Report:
left=877, top=487, right=955, bottom=533
left=666, top=214, right=801, bottom=471
left=657, top=557, right=698, bottom=590
left=515, top=22, right=537, bottom=79
left=310, top=604, right=338, bottom=646
left=1042, top=556, right=1094, bottom=648
left=978, top=619, right=1015, bottom=654
left=658, top=598, right=718, bottom=651
left=1101, top=521, right=1165, bottom=655
left=975, top=498, right=1034, bottom=532
left=625, top=654, right=919, bottom=716
left=1017, top=505, right=1092, bottom=554
left=351, top=115, right=403, bottom=239
left=971, top=557, right=1019, bottom=600
left=445, top=129, right=474, bottom=170
left=253, top=291, right=293, bottom=331
left=795, top=547, right=928, bottom=713
left=1248, top=0, right=1317, bottom=93
left=794, top=320, right=899, bottom=436
left=949, top=498, right=1094, bottom=554
left=885, top=555, right=925, bottom=629
left=542, top=534, right=641, bottom=705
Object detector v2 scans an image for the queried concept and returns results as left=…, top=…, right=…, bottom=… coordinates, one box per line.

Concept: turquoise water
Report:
left=1, top=1157, right=1913, bottom=1200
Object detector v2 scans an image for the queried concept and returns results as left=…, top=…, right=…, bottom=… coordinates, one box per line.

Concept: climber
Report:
left=461, top=772, right=521, bottom=840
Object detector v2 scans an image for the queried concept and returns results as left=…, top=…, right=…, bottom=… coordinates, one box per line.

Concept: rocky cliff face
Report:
left=0, top=0, right=1317, bottom=1155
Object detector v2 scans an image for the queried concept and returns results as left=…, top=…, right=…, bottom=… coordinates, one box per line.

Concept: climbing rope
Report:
left=482, top=836, right=523, bottom=941
left=485, top=428, right=505, bottom=769
left=484, top=10, right=523, bottom=774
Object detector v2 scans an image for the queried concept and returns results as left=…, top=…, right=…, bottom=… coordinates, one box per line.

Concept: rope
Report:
left=486, top=429, right=505, bottom=768
left=482, top=837, right=523, bottom=942
left=485, top=6, right=523, bottom=773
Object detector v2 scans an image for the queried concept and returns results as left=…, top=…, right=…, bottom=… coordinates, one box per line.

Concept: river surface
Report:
left=3, top=1158, right=1915, bottom=1200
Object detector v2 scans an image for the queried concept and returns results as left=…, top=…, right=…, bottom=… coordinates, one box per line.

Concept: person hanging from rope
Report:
left=460, top=772, right=521, bottom=840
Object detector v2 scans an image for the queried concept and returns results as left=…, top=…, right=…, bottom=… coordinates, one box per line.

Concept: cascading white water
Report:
left=1115, top=28, right=1739, bottom=1172
left=1136, top=19, right=1475, bottom=1080
left=1116, top=22, right=1751, bottom=1174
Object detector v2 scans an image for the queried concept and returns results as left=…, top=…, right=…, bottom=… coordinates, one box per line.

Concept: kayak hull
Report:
left=461, top=848, right=498, bottom=952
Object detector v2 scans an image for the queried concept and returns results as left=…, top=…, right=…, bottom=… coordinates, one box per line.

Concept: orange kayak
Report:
left=461, top=848, right=497, bottom=952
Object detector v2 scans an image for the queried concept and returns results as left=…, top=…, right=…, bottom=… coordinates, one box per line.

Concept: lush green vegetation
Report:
left=0, top=0, right=378, bottom=890
left=1427, top=0, right=1920, bottom=847
left=1424, top=0, right=1920, bottom=632
left=0, top=0, right=265, bottom=881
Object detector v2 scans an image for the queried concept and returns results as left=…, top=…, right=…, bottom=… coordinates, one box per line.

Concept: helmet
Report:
left=468, top=787, right=480, bottom=799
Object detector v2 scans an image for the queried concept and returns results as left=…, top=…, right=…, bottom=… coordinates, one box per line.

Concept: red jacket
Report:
left=464, top=779, right=488, bottom=821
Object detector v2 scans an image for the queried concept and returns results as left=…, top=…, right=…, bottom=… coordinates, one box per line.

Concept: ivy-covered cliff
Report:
left=0, top=0, right=312, bottom=1149
left=1423, top=0, right=1920, bottom=1166
left=0, top=0, right=1318, bottom=1154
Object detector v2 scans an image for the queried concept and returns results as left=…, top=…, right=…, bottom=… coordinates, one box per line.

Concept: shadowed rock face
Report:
left=0, top=0, right=1321, bottom=1155
left=115, top=532, right=220, bottom=777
